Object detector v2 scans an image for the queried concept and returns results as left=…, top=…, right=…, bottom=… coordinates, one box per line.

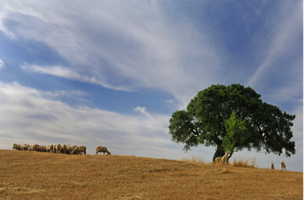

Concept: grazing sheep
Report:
left=33, top=144, right=41, bottom=152
left=67, top=145, right=77, bottom=154
left=51, top=144, right=55, bottom=153
left=222, top=152, right=230, bottom=164
left=32, top=144, right=40, bottom=151
left=71, top=146, right=86, bottom=155
left=28, top=144, right=35, bottom=151
left=280, top=161, right=286, bottom=171
left=47, top=144, right=54, bottom=153
left=40, top=145, right=47, bottom=152
left=21, top=144, right=30, bottom=151
left=95, top=146, right=111, bottom=155
left=12, top=143, right=21, bottom=150
left=48, top=144, right=54, bottom=153
left=55, top=144, right=62, bottom=154
left=66, top=144, right=70, bottom=154
left=61, top=144, right=67, bottom=154
left=270, top=163, right=275, bottom=169
left=214, top=157, right=222, bottom=163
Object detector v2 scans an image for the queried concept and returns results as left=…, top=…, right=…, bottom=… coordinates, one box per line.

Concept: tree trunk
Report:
left=212, top=144, right=225, bottom=162
left=227, top=150, right=233, bottom=162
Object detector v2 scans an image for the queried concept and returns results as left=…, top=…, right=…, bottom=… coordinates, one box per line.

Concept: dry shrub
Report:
left=181, top=156, right=207, bottom=165
left=231, top=157, right=256, bottom=168
left=182, top=156, right=257, bottom=168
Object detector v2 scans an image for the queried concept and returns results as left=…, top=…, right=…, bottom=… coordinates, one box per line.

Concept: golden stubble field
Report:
left=0, top=150, right=302, bottom=200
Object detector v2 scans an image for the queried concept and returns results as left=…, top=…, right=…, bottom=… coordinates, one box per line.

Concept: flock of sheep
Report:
left=12, top=143, right=111, bottom=155
left=214, top=151, right=287, bottom=170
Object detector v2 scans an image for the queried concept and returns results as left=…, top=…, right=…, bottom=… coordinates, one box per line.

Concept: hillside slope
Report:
left=0, top=150, right=302, bottom=199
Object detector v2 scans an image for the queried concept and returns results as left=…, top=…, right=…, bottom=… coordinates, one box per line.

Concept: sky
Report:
left=0, top=1, right=302, bottom=172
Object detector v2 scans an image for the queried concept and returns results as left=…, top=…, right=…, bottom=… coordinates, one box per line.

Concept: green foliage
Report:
left=168, top=83, right=296, bottom=157
left=222, top=110, right=246, bottom=152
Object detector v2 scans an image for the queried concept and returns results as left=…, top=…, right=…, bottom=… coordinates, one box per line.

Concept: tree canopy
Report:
left=168, top=84, right=296, bottom=162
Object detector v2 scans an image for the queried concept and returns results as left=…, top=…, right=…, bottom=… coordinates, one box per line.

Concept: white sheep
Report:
left=32, top=144, right=40, bottom=151
left=61, top=144, right=67, bottom=154
left=214, top=157, right=222, bottom=163
left=95, top=146, right=111, bottom=155
left=47, top=144, right=54, bottom=153
left=21, top=144, right=30, bottom=151
left=222, top=151, right=230, bottom=164
left=40, top=145, right=47, bottom=152
left=55, top=144, right=62, bottom=153
left=67, top=145, right=77, bottom=154
left=280, top=161, right=286, bottom=170
left=214, top=151, right=230, bottom=164
left=71, top=146, right=86, bottom=155
left=12, top=143, right=21, bottom=150
left=28, top=144, right=35, bottom=151
left=270, top=163, right=275, bottom=169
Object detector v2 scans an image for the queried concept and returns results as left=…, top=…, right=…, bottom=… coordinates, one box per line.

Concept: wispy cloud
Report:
left=247, top=1, right=302, bottom=87
left=21, top=64, right=134, bottom=92
left=0, top=1, right=222, bottom=109
left=0, top=11, right=16, bottom=40
left=42, top=90, right=86, bottom=97
left=0, top=59, right=5, bottom=69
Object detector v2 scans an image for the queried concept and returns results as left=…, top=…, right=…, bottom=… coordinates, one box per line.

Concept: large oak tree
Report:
left=168, top=84, right=296, bottom=162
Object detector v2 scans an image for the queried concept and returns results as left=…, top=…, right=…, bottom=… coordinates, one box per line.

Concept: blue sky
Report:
left=0, top=1, right=302, bottom=172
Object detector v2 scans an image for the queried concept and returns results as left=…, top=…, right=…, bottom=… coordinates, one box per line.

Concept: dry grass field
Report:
left=0, top=150, right=302, bottom=200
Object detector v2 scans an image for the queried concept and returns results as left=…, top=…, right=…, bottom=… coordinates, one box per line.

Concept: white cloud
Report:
left=0, top=1, right=222, bottom=109
left=0, top=59, right=5, bottom=69
left=0, top=11, right=16, bottom=40
left=134, top=107, right=151, bottom=118
left=42, top=90, right=86, bottom=98
left=0, top=81, right=178, bottom=158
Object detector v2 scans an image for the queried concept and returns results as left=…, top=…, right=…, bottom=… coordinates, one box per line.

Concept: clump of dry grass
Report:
left=181, top=156, right=207, bottom=164
left=231, top=157, right=257, bottom=168
left=182, top=156, right=257, bottom=168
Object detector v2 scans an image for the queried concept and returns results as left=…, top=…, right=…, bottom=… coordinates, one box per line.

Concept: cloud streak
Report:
left=0, top=59, right=5, bottom=69
left=0, top=1, right=222, bottom=109
left=247, top=1, right=302, bottom=87
left=21, top=64, right=134, bottom=92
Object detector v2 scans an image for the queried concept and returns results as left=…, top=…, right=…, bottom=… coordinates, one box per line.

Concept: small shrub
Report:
left=231, top=157, right=256, bottom=168
left=181, top=156, right=207, bottom=165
